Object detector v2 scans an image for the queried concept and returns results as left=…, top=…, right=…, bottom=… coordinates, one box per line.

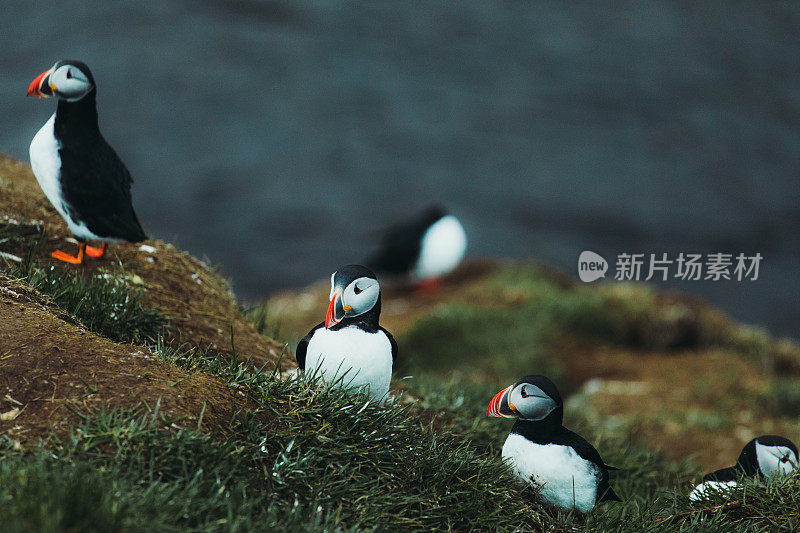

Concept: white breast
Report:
left=502, top=433, right=601, bottom=513
left=29, top=113, right=102, bottom=241
left=411, top=215, right=467, bottom=281
left=305, top=325, right=393, bottom=403
left=30, top=114, right=67, bottom=219
left=688, top=480, right=738, bottom=502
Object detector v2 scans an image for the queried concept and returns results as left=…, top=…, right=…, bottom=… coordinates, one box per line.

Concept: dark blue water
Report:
left=1, top=1, right=798, bottom=338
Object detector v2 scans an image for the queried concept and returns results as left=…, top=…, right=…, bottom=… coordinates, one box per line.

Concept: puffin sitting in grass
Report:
left=689, top=435, right=798, bottom=502
left=296, top=265, right=397, bottom=403
left=366, top=205, right=467, bottom=291
left=27, top=60, right=146, bottom=265
left=487, top=375, right=620, bottom=513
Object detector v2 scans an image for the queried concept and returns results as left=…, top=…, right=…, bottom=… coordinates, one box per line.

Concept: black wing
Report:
left=380, top=326, right=398, bottom=371
left=554, top=428, right=621, bottom=503
left=59, top=135, right=147, bottom=242
left=366, top=221, right=425, bottom=275
left=702, top=466, right=740, bottom=483
left=296, top=322, right=324, bottom=372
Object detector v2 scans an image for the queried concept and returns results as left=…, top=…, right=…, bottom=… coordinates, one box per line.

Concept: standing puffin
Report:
left=366, top=205, right=467, bottom=290
left=27, top=60, right=146, bottom=264
left=689, top=435, right=798, bottom=501
left=296, top=265, right=397, bottom=403
left=487, top=375, right=620, bottom=513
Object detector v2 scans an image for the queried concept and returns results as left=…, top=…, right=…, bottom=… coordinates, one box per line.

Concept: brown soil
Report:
left=0, top=155, right=287, bottom=370
left=564, top=345, right=800, bottom=470
left=0, top=274, right=245, bottom=445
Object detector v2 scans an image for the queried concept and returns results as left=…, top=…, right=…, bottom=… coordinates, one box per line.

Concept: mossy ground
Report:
left=257, top=261, right=800, bottom=475
left=2, top=156, right=800, bottom=530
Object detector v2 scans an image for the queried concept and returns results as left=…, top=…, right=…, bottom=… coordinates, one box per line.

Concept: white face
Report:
left=756, top=441, right=798, bottom=477
left=507, top=382, right=558, bottom=421
left=338, top=276, right=379, bottom=318
left=49, top=63, right=93, bottom=101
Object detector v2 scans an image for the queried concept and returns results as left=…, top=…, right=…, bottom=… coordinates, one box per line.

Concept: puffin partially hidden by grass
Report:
left=367, top=205, right=467, bottom=291
left=689, top=435, right=798, bottom=501
left=487, top=375, right=620, bottom=513
left=27, top=60, right=146, bottom=265
left=296, top=265, right=397, bottom=403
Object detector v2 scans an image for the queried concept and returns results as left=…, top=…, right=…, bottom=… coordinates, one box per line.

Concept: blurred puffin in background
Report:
left=27, top=60, right=146, bottom=265
left=487, top=375, right=620, bottom=513
left=366, top=205, right=467, bottom=291
left=296, top=265, right=397, bottom=403
left=689, top=435, right=798, bottom=501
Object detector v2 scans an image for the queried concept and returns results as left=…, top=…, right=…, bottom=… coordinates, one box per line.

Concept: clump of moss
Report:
left=3, top=260, right=167, bottom=345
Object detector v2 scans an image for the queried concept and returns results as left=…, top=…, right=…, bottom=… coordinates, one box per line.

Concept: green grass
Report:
left=4, top=246, right=800, bottom=531
left=2, top=330, right=799, bottom=531
left=3, top=259, right=167, bottom=345
left=762, top=378, right=800, bottom=417
left=1, top=221, right=167, bottom=345
left=0, top=341, right=546, bottom=532
left=398, top=265, right=629, bottom=385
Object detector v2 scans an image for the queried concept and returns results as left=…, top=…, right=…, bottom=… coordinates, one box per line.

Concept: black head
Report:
left=487, top=375, right=563, bottom=424
left=737, top=435, right=799, bottom=477
left=27, top=59, right=95, bottom=102
left=419, top=204, right=448, bottom=226
left=324, top=264, right=381, bottom=331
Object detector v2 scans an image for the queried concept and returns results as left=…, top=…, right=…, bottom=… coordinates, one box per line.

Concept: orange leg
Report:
left=85, top=242, right=107, bottom=259
left=415, top=277, right=441, bottom=294
left=52, top=242, right=86, bottom=265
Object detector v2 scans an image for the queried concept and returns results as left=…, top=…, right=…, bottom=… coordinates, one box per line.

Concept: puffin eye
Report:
left=780, top=456, right=789, bottom=463
left=354, top=284, right=363, bottom=295
left=520, top=386, right=528, bottom=398
left=66, top=69, right=72, bottom=79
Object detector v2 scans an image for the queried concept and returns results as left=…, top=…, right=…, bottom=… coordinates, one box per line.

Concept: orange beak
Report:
left=27, top=68, right=53, bottom=98
left=487, top=385, right=517, bottom=418
left=325, top=293, right=344, bottom=329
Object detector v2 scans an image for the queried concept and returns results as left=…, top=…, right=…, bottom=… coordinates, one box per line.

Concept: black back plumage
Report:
left=53, top=67, right=146, bottom=243
left=366, top=205, right=447, bottom=275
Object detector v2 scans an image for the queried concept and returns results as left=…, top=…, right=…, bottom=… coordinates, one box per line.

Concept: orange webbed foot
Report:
left=414, top=277, right=441, bottom=294
left=85, top=243, right=107, bottom=259
left=52, top=245, right=85, bottom=265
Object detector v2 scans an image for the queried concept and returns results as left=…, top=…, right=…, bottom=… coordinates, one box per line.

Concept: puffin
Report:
left=296, top=265, right=397, bottom=403
left=487, top=375, right=620, bottom=513
left=366, top=205, right=467, bottom=291
left=27, top=60, right=146, bottom=264
left=689, top=435, right=798, bottom=502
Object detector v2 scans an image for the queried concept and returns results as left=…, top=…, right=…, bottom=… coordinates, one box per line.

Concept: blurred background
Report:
left=0, top=1, right=797, bottom=338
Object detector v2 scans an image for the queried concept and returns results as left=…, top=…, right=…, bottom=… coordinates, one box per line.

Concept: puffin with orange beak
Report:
left=487, top=375, right=620, bottom=513
left=27, top=60, right=146, bottom=265
left=296, top=265, right=397, bottom=403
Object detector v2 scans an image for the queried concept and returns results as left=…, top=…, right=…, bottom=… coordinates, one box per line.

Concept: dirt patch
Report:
left=564, top=345, right=800, bottom=469
left=0, top=155, right=286, bottom=369
left=0, top=274, right=246, bottom=445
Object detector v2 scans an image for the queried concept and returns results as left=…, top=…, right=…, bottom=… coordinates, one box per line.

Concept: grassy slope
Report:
left=0, top=155, right=286, bottom=368
left=2, top=156, right=800, bottom=530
